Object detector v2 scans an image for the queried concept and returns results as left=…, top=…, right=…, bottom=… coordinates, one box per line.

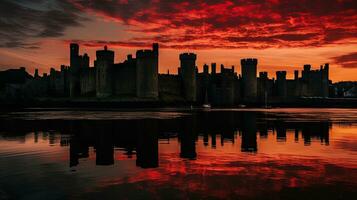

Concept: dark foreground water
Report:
left=0, top=108, right=356, bottom=200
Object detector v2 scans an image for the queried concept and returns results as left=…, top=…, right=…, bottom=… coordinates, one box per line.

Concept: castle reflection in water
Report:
left=1, top=111, right=330, bottom=169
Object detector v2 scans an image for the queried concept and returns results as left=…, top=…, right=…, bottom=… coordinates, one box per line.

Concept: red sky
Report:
left=0, top=0, right=356, bottom=81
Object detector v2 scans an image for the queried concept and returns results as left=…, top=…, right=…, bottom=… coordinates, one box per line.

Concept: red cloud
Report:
left=331, top=52, right=357, bottom=68
left=68, top=0, right=357, bottom=49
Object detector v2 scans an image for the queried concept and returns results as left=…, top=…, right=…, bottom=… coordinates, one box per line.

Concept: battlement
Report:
left=179, top=53, right=197, bottom=60
left=60, top=65, right=69, bottom=72
left=96, top=47, right=114, bottom=60
left=241, top=58, right=258, bottom=66
left=259, top=72, right=268, bottom=79
left=304, top=64, right=311, bottom=71
left=276, top=71, right=287, bottom=79
left=152, top=43, right=159, bottom=53
left=323, top=63, right=329, bottom=70
left=96, top=48, right=114, bottom=56
left=136, top=49, right=155, bottom=58
left=220, top=64, right=234, bottom=74
left=203, top=64, right=209, bottom=74
left=127, top=54, right=133, bottom=60
left=70, top=43, right=79, bottom=51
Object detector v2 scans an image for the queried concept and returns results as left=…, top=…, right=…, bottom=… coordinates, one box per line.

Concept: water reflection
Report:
left=0, top=110, right=356, bottom=199
left=0, top=111, right=334, bottom=169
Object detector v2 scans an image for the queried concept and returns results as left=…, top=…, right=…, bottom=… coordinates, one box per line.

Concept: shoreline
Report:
left=0, top=97, right=357, bottom=111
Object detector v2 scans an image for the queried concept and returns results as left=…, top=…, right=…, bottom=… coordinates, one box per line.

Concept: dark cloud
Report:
left=2, top=0, right=356, bottom=49
left=331, top=52, right=357, bottom=68
left=0, top=0, right=87, bottom=49
left=68, top=0, right=357, bottom=49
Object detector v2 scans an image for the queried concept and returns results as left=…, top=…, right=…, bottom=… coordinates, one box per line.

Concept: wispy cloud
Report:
left=0, top=0, right=88, bottom=49
left=331, top=52, right=357, bottom=68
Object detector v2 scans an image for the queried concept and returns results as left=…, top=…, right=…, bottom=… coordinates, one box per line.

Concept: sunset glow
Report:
left=0, top=0, right=356, bottom=81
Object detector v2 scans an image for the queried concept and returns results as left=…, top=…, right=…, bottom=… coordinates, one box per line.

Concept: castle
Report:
left=0, top=43, right=331, bottom=106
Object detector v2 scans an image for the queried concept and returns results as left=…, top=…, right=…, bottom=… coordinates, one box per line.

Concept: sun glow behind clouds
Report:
left=0, top=0, right=356, bottom=81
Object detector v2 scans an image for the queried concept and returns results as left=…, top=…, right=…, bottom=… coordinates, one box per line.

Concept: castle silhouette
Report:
left=0, top=43, right=335, bottom=106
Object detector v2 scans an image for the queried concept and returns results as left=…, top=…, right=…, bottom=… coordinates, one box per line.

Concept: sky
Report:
left=0, top=0, right=356, bottom=82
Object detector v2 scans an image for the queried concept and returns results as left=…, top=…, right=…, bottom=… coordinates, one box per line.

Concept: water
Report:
left=0, top=108, right=356, bottom=200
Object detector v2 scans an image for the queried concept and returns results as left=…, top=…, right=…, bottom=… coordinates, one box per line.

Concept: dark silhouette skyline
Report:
left=3, top=43, right=355, bottom=107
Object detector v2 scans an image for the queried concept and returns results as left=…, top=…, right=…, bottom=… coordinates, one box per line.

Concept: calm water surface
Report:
left=0, top=108, right=356, bottom=200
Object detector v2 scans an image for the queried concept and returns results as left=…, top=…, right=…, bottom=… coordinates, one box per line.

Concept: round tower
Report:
left=95, top=46, right=114, bottom=98
left=241, top=58, right=258, bottom=100
left=180, top=53, right=197, bottom=102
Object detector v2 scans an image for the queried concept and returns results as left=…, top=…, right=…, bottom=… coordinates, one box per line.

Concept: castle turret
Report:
left=259, top=72, right=268, bottom=80
left=135, top=43, right=159, bottom=99
left=241, top=58, right=257, bottom=100
left=203, top=64, right=209, bottom=74
left=95, top=46, right=114, bottom=97
left=34, top=69, right=39, bottom=79
left=180, top=53, right=197, bottom=102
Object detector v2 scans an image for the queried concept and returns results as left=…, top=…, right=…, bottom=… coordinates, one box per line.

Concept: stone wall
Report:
left=113, top=61, right=137, bottom=97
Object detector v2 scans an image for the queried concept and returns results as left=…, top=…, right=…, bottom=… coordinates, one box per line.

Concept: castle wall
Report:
left=276, top=71, right=287, bottom=99
left=80, top=68, right=96, bottom=96
left=5, top=43, right=333, bottom=105
left=257, top=75, right=274, bottom=103
left=158, top=74, right=182, bottom=101
left=209, top=74, right=235, bottom=106
left=286, top=80, right=295, bottom=97
left=196, top=73, right=210, bottom=104
left=233, top=79, right=241, bottom=104
left=113, top=61, right=137, bottom=97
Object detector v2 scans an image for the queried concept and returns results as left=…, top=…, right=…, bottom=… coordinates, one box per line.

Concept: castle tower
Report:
left=322, top=63, right=329, bottom=97
left=136, top=43, right=159, bottom=99
left=180, top=53, right=197, bottom=102
left=211, top=63, right=216, bottom=75
left=70, top=43, right=79, bottom=68
left=293, top=70, right=301, bottom=96
left=95, top=46, right=114, bottom=98
left=82, top=53, right=90, bottom=68
left=294, top=70, right=299, bottom=80
left=259, top=72, right=268, bottom=80
left=302, top=64, right=311, bottom=81
left=34, top=69, right=39, bottom=79
left=203, top=64, right=209, bottom=74
left=69, top=43, right=80, bottom=97
left=241, top=58, right=257, bottom=100
left=276, top=71, right=287, bottom=98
